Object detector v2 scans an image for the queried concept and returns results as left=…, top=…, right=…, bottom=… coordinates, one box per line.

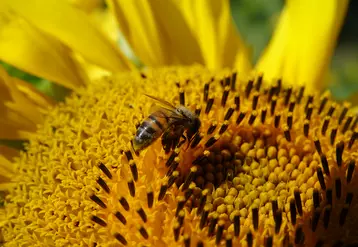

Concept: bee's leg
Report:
left=161, top=128, right=173, bottom=154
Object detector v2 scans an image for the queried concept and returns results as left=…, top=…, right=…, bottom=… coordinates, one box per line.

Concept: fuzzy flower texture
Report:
left=0, top=0, right=356, bottom=246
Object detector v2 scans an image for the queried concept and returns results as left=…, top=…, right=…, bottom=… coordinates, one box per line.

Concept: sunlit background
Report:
left=1, top=0, right=357, bottom=102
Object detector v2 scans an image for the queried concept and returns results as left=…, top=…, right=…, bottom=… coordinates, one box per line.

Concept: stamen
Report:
left=339, top=204, right=349, bottom=226
left=287, top=113, right=293, bottom=129
left=221, top=87, right=230, bottom=107
left=179, top=89, right=185, bottom=105
left=315, top=240, right=324, bottom=247
left=271, top=200, right=278, bottom=214
left=219, top=121, right=229, bottom=135
left=321, top=116, right=330, bottom=136
left=252, top=92, right=259, bottom=110
left=231, top=72, right=237, bottom=91
left=304, top=120, right=310, bottom=137
left=247, top=231, right=253, bottom=247
left=295, top=225, right=304, bottom=244
left=348, top=131, right=358, bottom=149
left=207, top=121, right=217, bottom=135
left=320, top=154, right=330, bottom=176
left=136, top=204, right=147, bottom=223
left=158, top=181, right=168, bottom=200
left=184, top=182, right=196, bottom=200
left=312, top=209, right=320, bottom=232
left=204, top=83, right=209, bottom=102
left=284, top=87, right=292, bottom=106
left=98, top=162, right=112, bottom=179
left=176, top=196, right=186, bottom=216
left=266, top=236, right=273, bottom=247
left=316, top=168, right=326, bottom=190
left=177, top=210, right=185, bottom=227
left=97, top=177, right=110, bottom=194
left=224, top=106, right=235, bottom=121
left=234, top=94, right=240, bottom=110
left=318, top=94, right=329, bottom=114
left=125, top=150, right=133, bottom=162
left=274, top=210, right=282, bottom=234
left=297, top=86, right=305, bottom=104
left=346, top=160, right=355, bottom=183
left=335, top=178, right=341, bottom=199
left=289, top=100, right=296, bottom=112
left=127, top=179, right=135, bottom=197
left=270, top=96, right=277, bottom=115
left=327, top=103, right=336, bottom=116
left=255, top=73, right=263, bottom=91
left=205, top=135, right=219, bottom=148
left=190, top=133, right=203, bottom=148
left=314, top=138, right=322, bottom=155
left=196, top=241, right=204, bottom=247
left=233, top=212, right=240, bottom=236
left=129, top=161, right=138, bottom=182
left=323, top=206, right=331, bottom=229
left=274, top=114, right=281, bottom=128
left=326, top=189, right=333, bottom=205
left=168, top=171, right=179, bottom=188
left=338, top=104, right=348, bottom=124
left=90, top=195, right=107, bottom=209
left=139, top=225, right=149, bottom=239
left=226, top=235, right=233, bottom=247
left=195, top=105, right=201, bottom=116
left=342, top=115, right=353, bottom=133
left=283, top=126, right=291, bottom=142
left=208, top=212, right=218, bottom=236
left=336, top=141, right=344, bottom=167
left=184, top=235, right=191, bottom=247
left=173, top=222, right=180, bottom=241
left=305, top=96, right=314, bottom=112
left=167, top=157, right=180, bottom=176
left=114, top=232, right=127, bottom=245
left=261, top=107, right=267, bottom=123
left=330, top=128, right=337, bottom=145
left=119, top=196, right=130, bottom=211
left=205, top=98, right=214, bottom=114
left=215, top=220, right=225, bottom=245
left=182, top=166, right=197, bottom=191
left=245, top=79, right=254, bottom=98
left=252, top=207, right=259, bottom=231
left=313, top=189, right=320, bottom=209
left=306, top=104, right=313, bottom=120
left=199, top=204, right=211, bottom=229
left=236, top=112, right=246, bottom=125
left=345, top=192, right=353, bottom=205
left=248, top=111, right=257, bottom=125
left=294, top=189, right=303, bottom=216
left=140, top=72, right=147, bottom=79
left=197, top=189, right=208, bottom=215
left=166, top=151, right=178, bottom=167
left=91, top=215, right=107, bottom=227
left=114, top=211, right=127, bottom=225
left=290, top=199, right=296, bottom=225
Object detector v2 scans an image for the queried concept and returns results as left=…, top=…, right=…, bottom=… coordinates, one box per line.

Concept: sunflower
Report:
left=0, top=0, right=355, bottom=246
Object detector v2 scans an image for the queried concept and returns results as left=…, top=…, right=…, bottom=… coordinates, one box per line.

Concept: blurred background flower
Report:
left=1, top=0, right=357, bottom=103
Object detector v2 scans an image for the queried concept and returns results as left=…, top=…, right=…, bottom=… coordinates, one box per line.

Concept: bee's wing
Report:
left=144, top=94, right=177, bottom=110
left=145, top=94, right=188, bottom=120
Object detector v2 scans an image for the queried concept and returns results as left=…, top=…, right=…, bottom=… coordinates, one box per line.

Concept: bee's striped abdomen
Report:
left=132, top=111, right=169, bottom=152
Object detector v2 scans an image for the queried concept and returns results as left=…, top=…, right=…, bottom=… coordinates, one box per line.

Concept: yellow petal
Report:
left=0, top=67, right=52, bottom=139
left=256, top=0, right=349, bottom=92
left=108, top=0, right=172, bottom=66
left=0, top=10, right=88, bottom=89
left=177, top=0, right=252, bottom=71
left=0, top=154, right=15, bottom=182
left=3, top=0, right=133, bottom=72
left=0, top=146, right=19, bottom=161
left=148, top=0, right=204, bottom=65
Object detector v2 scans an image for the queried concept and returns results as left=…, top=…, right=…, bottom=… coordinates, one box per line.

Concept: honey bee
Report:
left=132, top=94, right=201, bottom=153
